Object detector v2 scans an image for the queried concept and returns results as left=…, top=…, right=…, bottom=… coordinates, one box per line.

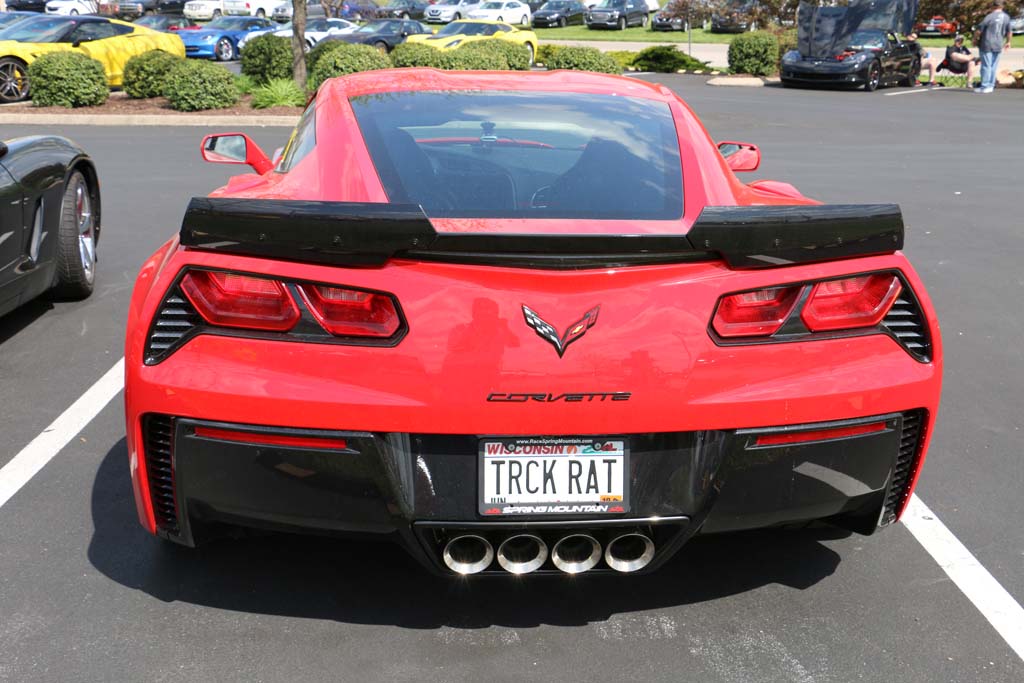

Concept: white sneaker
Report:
left=981, top=87, right=994, bottom=93
left=973, top=87, right=985, bottom=92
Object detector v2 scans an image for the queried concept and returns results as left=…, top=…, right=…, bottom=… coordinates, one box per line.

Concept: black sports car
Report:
left=781, top=0, right=921, bottom=92
left=322, top=18, right=430, bottom=52
left=532, top=0, right=586, bottom=27
left=0, top=137, right=100, bottom=318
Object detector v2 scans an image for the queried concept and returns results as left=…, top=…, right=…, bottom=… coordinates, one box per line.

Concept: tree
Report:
left=292, top=0, right=307, bottom=87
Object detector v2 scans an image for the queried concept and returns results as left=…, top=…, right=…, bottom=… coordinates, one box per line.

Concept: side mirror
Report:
left=200, top=133, right=274, bottom=174
left=72, top=40, right=82, bottom=48
left=718, top=141, right=760, bottom=173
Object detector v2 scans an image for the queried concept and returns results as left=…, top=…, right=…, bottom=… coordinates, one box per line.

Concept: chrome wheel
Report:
left=0, top=58, right=29, bottom=103
left=216, top=38, right=234, bottom=61
left=74, top=179, right=96, bottom=283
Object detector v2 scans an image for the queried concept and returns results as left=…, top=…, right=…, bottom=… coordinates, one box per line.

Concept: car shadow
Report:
left=0, top=298, right=52, bottom=346
left=89, top=437, right=845, bottom=629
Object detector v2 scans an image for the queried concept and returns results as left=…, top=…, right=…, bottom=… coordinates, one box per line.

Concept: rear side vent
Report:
left=880, top=410, right=925, bottom=527
left=882, top=285, right=931, bottom=362
left=143, top=414, right=179, bottom=535
left=145, top=286, right=203, bottom=365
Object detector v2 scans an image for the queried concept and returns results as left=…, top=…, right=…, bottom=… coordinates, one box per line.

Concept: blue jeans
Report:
left=980, top=50, right=1001, bottom=89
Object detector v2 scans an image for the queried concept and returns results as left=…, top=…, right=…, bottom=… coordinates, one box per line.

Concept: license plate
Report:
left=479, top=437, right=629, bottom=516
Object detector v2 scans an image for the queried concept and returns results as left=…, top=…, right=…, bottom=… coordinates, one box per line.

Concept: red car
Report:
left=124, top=70, right=942, bottom=577
left=915, top=15, right=959, bottom=37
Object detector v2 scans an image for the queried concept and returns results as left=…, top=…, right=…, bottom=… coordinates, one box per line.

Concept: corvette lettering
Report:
left=487, top=392, right=631, bottom=402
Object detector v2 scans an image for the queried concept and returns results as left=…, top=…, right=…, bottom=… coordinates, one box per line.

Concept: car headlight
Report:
left=846, top=51, right=871, bottom=65
left=202, top=35, right=217, bottom=42
left=782, top=50, right=801, bottom=64
left=548, top=13, right=559, bottom=18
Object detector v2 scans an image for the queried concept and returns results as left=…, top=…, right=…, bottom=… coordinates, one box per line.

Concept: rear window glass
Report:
left=350, top=91, right=683, bottom=220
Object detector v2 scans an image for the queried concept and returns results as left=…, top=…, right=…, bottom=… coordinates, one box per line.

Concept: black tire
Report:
left=70, top=8, right=79, bottom=14
left=215, top=37, right=235, bottom=61
left=520, top=14, right=528, bottom=25
left=256, top=8, right=266, bottom=17
left=903, top=58, right=921, bottom=86
left=864, top=61, right=881, bottom=91
left=496, top=15, right=503, bottom=21
left=454, top=12, right=461, bottom=19
left=641, top=13, right=648, bottom=27
left=617, top=16, right=625, bottom=30
left=525, top=42, right=534, bottom=66
left=52, top=171, right=97, bottom=300
left=558, top=17, right=566, bottom=27
left=0, top=57, right=29, bottom=103
left=212, top=9, right=221, bottom=17
left=374, top=41, right=388, bottom=54
left=401, top=11, right=409, bottom=19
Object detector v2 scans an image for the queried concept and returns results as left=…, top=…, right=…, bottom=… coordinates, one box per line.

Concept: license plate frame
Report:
left=478, top=436, right=630, bottom=516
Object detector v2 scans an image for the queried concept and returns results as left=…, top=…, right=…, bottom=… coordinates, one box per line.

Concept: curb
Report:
left=0, top=113, right=299, bottom=127
left=706, top=76, right=765, bottom=87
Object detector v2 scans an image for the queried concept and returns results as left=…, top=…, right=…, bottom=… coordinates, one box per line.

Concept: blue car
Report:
left=180, top=16, right=275, bottom=61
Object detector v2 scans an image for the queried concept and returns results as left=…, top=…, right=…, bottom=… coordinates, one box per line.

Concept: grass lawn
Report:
left=534, top=26, right=735, bottom=44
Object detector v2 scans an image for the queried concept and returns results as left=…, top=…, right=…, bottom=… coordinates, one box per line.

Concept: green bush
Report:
left=306, top=39, right=344, bottom=74
left=307, top=43, right=390, bottom=90
left=632, top=44, right=709, bottom=73
left=28, top=51, right=107, bottom=108
left=606, top=50, right=638, bottom=70
left=234, top=73, right=258, bottom=95
left=251, top=78, right=307, bottom=108
left=389, top=42, right=446, bottom=68
left=440, top=49, right=508, bottom=70
left=163, top=59, right=239, bottom=111
left=457, top=39, right=531, bottom=69
left=775, top=28, right=797, bottom=71
left=123, top=49, right=182, bottom=99
left=536, top=43, right=562, bottom=66
left=728, top=30, right=779, bottom=76
left=241, top=34, right=293, bottom=83
left=545, top=46, right=619, bottom=74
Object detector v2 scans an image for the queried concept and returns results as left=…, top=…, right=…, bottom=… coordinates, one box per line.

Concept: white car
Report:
left=44, top=0, right=98, bottom=14
left=184, top=0, right=225, bottom=20
left=424, top=0, right=482, bottom=23
left=224, top=0, right=277, bottom=17
left=467, top=0, right=531, bottom=24
left=238, top=17, right=357, bottom=51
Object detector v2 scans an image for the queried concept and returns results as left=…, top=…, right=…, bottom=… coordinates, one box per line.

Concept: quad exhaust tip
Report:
left=443, top=534, right=494, bottom=575
left=604, top=532, right=655, bottom=573
left=551, top=533, right=602, bottom=574
left=497, top=534, right=548, bottom=575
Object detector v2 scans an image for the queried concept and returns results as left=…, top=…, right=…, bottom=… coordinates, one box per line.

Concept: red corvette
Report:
left=915, top=15, right=959, bottom=37
left=125, top=70, right=942, bottom=576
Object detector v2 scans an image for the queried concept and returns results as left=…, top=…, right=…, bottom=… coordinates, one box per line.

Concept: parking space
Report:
left=1, top=78, right=1022, bottom=680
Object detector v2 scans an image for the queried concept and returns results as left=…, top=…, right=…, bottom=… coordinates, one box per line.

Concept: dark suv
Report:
left=585, top=0, right=648, bottom=30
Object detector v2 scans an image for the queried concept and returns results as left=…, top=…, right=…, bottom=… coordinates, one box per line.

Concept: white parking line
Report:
left=0, top=358, right=123, bottom=510
left=883, top=88, right=936, bottom=96
left=903, top=494, right=1024, bottom=661
left=0, top=359, right=1022, bottom=664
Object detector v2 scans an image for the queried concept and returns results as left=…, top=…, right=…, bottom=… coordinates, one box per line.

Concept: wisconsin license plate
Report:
left=479, top=437, right=629, bottom=516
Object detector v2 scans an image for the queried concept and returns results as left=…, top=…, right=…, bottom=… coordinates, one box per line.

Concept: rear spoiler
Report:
left=180, top=198, right=903, bottom=270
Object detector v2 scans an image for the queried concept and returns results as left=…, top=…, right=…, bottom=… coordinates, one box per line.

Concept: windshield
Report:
left=356, top=20, right=401, bottom=33
left=593, top=0, right=625, bottom=7
left=135, top=16, right=166, bottom=28
left=846, top=29, right=885, bottom=49
left=436, top=21, right=492, bottom=35
left=206, top=17, right=252, bottom=30
left=540, top=1, right=570, bottom=9
left=0, top=13, right=33, bottom=29
left=351, top=91, right=683, bottom=220
left=480, top=2, right=504, bottom=9
left=0, top=16, right=74, bottom=42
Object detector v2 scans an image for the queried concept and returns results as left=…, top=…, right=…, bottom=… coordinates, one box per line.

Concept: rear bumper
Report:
left=136, top=410, right=926, bottom=574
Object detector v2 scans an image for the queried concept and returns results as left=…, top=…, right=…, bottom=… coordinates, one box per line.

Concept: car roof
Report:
left=319, top=68, right=678, bottom=103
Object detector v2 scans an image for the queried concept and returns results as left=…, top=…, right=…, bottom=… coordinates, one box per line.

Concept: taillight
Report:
left=180, top=270, right=300, bottom=331
left=801, top=274, right=901, bottom=331
left=712, top=285, right=801, bottom=338
left=298, top=284, right=401, bottom=338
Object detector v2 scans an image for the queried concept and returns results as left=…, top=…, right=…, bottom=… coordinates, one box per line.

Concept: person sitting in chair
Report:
left=922, top=35, right=979, bottom=86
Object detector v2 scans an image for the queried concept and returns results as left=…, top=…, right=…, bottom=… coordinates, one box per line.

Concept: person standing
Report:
left=974, top=0, right=1012, bottom=93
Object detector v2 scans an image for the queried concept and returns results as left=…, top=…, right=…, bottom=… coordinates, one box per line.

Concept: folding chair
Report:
left=933, top=58, right=970, bottom=88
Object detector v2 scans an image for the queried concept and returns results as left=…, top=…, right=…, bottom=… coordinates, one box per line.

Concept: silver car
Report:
left=424, top=0, right=482, bottom=23
left=272, top=0, right=326, bottom=22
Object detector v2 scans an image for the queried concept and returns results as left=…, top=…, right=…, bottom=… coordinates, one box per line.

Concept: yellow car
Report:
left=0, top=15, right=185, bottom=103
left=405, top=20, right=539, bottom=65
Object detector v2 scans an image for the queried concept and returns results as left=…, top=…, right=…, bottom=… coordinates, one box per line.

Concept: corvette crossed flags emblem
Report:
left=521, top=305, right=600, bottom=358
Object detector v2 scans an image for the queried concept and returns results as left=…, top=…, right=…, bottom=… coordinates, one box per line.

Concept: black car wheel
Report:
left=53, top=171, right=97, bottom=299
left=454, top=12, right=461, bottom=19
left=401, top=11, right=409, bottom=18
left=903, top=58, right=921, bottom=86
left=70, top=8, right=78, bottom=14
left=496, top=15, right=503, bottom=20
left=374, top=41, right=388, bottom=54
left=256, top=8, right=265, bottom=17
left=215, top=37, right=235, bottom=61
left=558, top=17, right=566, bottom=27
left=641, top=13, right=648, bottom=27
left=617, top=16, right=625, bottom=30
left=525, top=42, right=534, bottom=65
left=0, top=57, right=29, bottom=104
left=864, top=61, right=881, bottom=91
left=520, top=14, right=528, bottom=25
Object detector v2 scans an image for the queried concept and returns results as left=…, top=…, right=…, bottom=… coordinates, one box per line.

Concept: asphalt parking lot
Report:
left=1, top=79, right=1022, bottom=681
